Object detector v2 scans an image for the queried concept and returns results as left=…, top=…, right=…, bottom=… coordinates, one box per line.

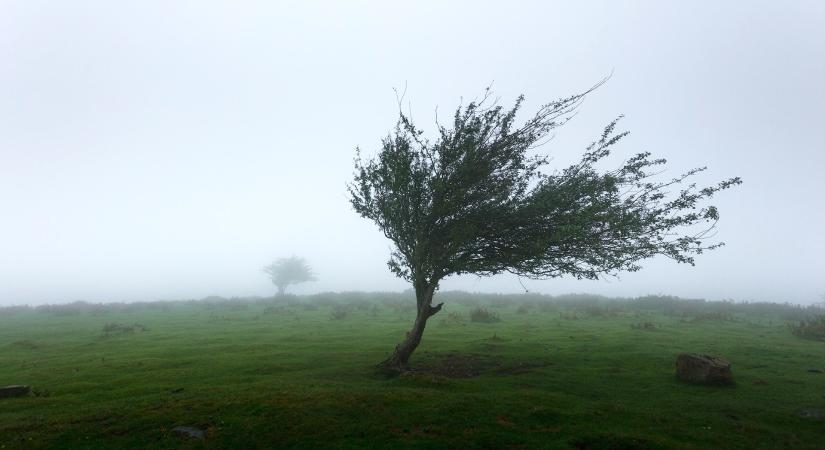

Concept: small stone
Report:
left=676, top=353, right=733, bottom=385
left=796, top=408, right=825, bottom=420
left=0, top=385, right=32, bottom=399
left=171, top=426, right=205, bottom=440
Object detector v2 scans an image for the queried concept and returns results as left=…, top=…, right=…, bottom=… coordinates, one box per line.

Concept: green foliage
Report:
left=349, top=84, right=741, bottom=289
left=685, top=311, right=736, bottom=323
left=263, top=256, right=316, bottom=295
left=469, top=307, right=501, bottom=323
left=789, top=315, right=825, bottom=340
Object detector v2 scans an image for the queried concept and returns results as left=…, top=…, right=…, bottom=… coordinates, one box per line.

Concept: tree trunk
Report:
left=277, top=284, right=286, bottom=296
left=378, top=280, right=442, bottom=372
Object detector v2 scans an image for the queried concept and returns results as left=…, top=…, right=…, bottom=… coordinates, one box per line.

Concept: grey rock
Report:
left=0, top=385, right=32, bottom=399
left=171, top=426, right=205, bottom=440
left=676, top=353, right=733, bottom=385
left=796, top=408, right=825, bottom=420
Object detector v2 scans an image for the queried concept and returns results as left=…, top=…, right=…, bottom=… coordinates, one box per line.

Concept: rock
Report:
left=676, top=353, right=733, bottom=385
left=0, top=385, right=32, bottom=399
left=796, top=408, right=825, bottom=420
left=171, top=426, right=205, bottom=440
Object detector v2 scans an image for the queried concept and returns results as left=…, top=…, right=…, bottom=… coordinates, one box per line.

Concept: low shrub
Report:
left=685, top=312, right=735, bottom=323
left=631, top=321, right=658, bottom=331
left=559, top=311, right=579, bottom=320
left=102, top=323, right=147, bottom=335
left=516, top=304, right=531, bottom=314
left=789, top=315, right=825, bottom=341
left=330, top=305, right=350, bottom=320
left=470, top=307, right=501, bottom=323
left=36, top=301, right=93, bottom=316
left=0, top=305, right=32, bottom=316
left=439, top=311, right=465, bottom=326
left=263, top=305, right=286, bottom=315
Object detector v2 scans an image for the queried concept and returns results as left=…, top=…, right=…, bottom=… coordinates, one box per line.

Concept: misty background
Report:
left=1, top=1, right=823, bottom=305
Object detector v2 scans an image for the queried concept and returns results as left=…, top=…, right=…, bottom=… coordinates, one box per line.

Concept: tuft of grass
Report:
left=630, top=321, right=659, bottom=331
left=102, top=322, right=147, bottom=335
left=2, top=292, right=825, bottom=449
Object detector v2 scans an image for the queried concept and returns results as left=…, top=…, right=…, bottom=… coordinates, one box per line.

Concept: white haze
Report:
left=1, top=1, right=823, bottom=305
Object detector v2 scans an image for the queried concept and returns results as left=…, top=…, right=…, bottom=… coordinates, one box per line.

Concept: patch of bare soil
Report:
left=412, top=352, right=548, bottom=378
left=494, top=361, right=547, bottom=375
left=416, top=352, right=493, bottom=378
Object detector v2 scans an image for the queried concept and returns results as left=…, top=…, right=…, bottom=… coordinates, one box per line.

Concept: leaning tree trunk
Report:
left=378, top=281, right=443, bottom=371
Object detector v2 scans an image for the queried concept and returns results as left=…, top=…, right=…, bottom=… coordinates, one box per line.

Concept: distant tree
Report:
left=349, top=84, right=741, bottom=370
left=263, top=256, right=316, bottom=296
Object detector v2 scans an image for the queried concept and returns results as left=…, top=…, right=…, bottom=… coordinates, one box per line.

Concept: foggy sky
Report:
left=1, top=1, right=824, bottom=305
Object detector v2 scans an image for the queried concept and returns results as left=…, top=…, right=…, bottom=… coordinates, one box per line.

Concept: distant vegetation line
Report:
left=2, top=291, right=823, bottom=321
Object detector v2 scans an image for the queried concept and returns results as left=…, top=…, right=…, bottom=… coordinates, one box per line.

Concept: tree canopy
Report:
left=349, top=84, right=741, bottom=369
left=263, top=256, right=316, bottom=296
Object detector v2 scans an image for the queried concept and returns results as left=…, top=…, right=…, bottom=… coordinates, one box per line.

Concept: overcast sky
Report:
left=1, top=1, right=823, bottom=305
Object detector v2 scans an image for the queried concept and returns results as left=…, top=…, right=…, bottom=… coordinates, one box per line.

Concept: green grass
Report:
left=1, top=295, right=824, bottom=449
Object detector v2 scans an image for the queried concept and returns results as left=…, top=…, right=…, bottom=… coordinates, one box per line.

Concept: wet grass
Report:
left=1, top=295, right=824, bottom=449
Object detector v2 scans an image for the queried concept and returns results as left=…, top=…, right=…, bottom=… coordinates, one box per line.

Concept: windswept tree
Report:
left=349, top=84, right=741, bottom=370
left=263, top=256, right=316, bottom=296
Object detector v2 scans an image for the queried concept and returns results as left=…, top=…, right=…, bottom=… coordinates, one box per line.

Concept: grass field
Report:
left=2, top=293, right=825, bottom=449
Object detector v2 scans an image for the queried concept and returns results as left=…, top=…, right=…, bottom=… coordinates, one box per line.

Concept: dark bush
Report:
left=516, top=304, right=531, bottom=314
left=470, top=307, right=501, bottom=323
left=36, top=301, right=94, bottom=316
left=0, top=305, right=32, bottom=316
left=631, top=321, right=658, bottom=331
left=789, top=315, right=825, bottom=341
left=330, top=305, right=350, bottom=320
left=685, top=312, right=735, bottom=323
left=102, top=323, right=147, bottom=335
left=263, top=305, right=286, bottom=315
